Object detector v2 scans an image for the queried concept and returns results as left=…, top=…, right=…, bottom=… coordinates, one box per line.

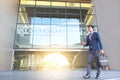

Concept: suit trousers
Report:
left=87, top=50, right=101, bottom=75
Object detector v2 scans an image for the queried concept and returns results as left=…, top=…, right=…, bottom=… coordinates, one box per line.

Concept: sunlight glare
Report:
left=42, top=53, right=69, bottom=69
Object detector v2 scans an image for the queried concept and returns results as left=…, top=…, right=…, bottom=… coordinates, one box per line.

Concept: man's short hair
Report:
left=88, top=25, right=94, bottom=29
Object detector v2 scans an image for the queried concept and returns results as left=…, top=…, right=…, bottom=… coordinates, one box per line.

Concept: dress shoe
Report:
left=83, top=74, right=90, bottom=79
left=95, top=74, right=100, bottom=79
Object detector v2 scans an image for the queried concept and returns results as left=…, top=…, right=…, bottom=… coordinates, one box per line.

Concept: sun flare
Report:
left=41, top=53, right=69, bottom=69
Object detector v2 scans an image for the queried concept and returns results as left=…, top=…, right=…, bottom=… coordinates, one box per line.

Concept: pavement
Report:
left=0, top=69, right=120, bottom=80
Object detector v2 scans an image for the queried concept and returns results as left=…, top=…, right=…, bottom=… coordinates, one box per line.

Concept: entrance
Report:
left=13, top=51, right=88, bottom=70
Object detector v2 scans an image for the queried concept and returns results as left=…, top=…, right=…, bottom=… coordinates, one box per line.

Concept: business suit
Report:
left=85, top=32, right=103, bottom=77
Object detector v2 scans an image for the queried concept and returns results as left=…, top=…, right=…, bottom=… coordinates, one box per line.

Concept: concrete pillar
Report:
left=0, top=0, right=18, bottom=70
left=94, top=0, right=120, bottom=70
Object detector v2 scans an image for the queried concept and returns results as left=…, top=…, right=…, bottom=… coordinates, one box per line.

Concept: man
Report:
left=83, top=25, right=104, bottom=79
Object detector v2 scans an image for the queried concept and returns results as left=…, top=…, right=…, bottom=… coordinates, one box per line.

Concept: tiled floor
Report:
left=0, top=69, right=120, bottom=80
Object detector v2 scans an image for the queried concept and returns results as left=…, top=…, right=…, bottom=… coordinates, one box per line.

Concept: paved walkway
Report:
left=0, top=69, right=120, bottom=80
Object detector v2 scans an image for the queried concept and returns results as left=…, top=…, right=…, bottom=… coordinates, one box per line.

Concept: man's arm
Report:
left=83, top=36, right=89, bottom=46
left=96, top=32, right=104, bottom=53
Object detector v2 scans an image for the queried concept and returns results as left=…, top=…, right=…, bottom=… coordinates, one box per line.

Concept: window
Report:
left=14, top=0, right=97, bottom=49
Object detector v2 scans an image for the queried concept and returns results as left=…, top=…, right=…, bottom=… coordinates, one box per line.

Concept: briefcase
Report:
left=99, top=54, right=108, bottom=67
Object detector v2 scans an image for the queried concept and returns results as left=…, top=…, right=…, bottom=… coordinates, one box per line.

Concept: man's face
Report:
left=88, top=26, right=94, bottom=32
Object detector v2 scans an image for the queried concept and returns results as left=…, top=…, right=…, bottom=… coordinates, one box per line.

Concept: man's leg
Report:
left=83, top=51, right=94, bottom=79
left=87, top=51, right=94, bottom=75
left=95, top=51, right=101, bottom=79
left=96, top=58, right=101, bottom=75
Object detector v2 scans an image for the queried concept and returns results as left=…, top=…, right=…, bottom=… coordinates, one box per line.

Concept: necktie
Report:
left=89, top=33, right=92, bottom=41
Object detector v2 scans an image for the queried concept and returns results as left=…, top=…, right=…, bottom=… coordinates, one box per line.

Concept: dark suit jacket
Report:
left=85, top=32, right=103, bottom=51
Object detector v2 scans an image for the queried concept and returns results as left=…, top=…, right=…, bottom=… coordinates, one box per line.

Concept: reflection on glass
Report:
left=51, top=18, right=66, bottom=25
left=14, top=24, right=33, bottom=48
left=13, top=52, right=72, bottom=70
left=51, top=24, right=67, bottom=48
left=33, top=25, right=50, bottom=48
left=67, top=19, right=81, bottom=48
left=35, top=17, right=50, bottom=25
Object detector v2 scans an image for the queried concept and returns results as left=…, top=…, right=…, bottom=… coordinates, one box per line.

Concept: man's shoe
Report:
left=95, top=75, right=100, bottom=79
left=83, top=74, right=90, bottom=79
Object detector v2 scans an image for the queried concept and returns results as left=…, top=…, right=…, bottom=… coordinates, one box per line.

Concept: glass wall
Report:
left=13, top=51, right=88, bottom=70
left=14, top=0, right=97, bottom=49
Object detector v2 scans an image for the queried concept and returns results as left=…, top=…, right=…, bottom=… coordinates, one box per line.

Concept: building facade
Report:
left=0, top=0, right=120, bottom=71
